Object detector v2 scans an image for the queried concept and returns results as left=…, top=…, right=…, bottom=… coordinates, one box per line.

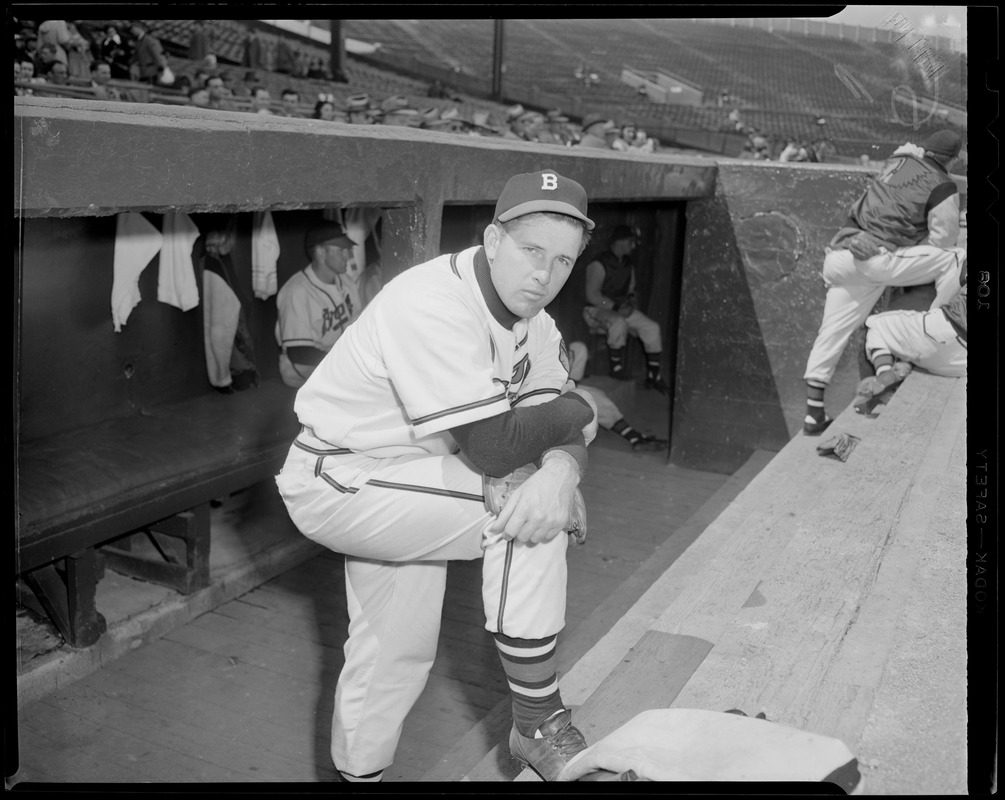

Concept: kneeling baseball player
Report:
left=276, top=169, right=600, bottom=781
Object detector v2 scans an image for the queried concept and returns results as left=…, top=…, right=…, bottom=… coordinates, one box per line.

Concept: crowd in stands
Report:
left=13, top=17, right=666, bottom=155
left=722, top=104, right=837, bottom=163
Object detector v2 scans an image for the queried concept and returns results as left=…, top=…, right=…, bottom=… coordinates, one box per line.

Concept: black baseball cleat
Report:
left=644, top=377, right=671, bottom=394
left=609, top=365, right=632, bottom=381
left=509, top=708, right=588, bottom=781
left=803, top=416, right=833, bottom=436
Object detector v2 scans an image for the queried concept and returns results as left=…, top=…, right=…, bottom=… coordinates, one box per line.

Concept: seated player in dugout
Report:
left=276, top=169, right=604, bottom=782
left=582, top=224, right=670, bottom=393
left=275, top=221, right=362, bottom=389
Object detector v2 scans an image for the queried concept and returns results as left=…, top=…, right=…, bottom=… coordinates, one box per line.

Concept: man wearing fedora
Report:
left=276, top=169, right=601, bottom=783
left=802, top=129, right=967, bottom=434
left=576, top=114, right=615, bottom=149
left=346, top=93, right=378, bottom=125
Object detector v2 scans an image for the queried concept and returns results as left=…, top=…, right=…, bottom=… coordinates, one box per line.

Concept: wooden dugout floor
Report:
left=13, top=378, right=756, bottom=785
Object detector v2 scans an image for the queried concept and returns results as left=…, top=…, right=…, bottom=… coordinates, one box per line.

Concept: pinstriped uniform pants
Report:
left=275, top=428, right=568, bottom=776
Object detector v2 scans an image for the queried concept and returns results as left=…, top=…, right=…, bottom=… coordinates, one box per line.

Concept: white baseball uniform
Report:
left=276, top=245, right=578, bottom=776
left=275, top=265, right=361, bottom=388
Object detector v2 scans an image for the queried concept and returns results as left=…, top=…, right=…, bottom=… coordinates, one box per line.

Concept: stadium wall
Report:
left=16, top=97, right=877, bottom=473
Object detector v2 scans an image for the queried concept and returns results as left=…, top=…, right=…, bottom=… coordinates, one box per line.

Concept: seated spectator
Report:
left=546, top=108, right=576, bottom=145
left=192, top=68, right=211, bottom=89
left=188, top=85, right=210, bottom=107
left=466, top=110, right=504, bottom=137
left=127, top=21, right=169, bottom=85
left=346, top=93, right=377, bottom=124
left=632, top=127, right=657, bottom=153
left=250, top=85, right=273, bottom=114
left=206, top=74, right=236, bottom=110
left=582, top=225, right=669, bottom=392
left=279, top=87, right=300, bottom=117
left=577, top=114, right=615, bottom=149
left=89, top=60, right=121, bottom=100
left=275, top=221, right=362, bottom=388
left=313, top=94, right=345, bottom=122
left=43, top=60, right=70, bottom=85
left=778, top=139, right=800, bottom=162
left=853, top=263, right=967, bottom=414
left=16, top=58, right=39, bottom=94
left=566, top=341, right=667, bottom=451
left=35, top=42, right=67, bottom=77
left=423, top=107, right=466, bottom=134
left=619, top=121, right=638, bottom=148
left=238, top=70, right=262, bottom=97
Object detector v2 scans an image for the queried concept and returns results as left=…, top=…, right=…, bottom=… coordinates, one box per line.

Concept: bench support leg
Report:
left=22, top=549, right=107, bottom=648
left=100, top=504, right=211, bottom=595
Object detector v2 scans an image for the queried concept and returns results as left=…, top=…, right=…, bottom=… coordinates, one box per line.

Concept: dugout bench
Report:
left=16, top=381, right=301, bottom=648
left=17, top=381, right=299, bottom=651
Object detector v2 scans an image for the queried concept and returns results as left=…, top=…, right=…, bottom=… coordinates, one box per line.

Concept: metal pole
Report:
left=329, top=20, right=347, bottom=82
left=491, top=19, right=504, bottom=101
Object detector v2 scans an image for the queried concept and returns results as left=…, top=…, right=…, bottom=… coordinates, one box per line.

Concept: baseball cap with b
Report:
left=494, top=169, right=595, bottom=230
left=304, top=221, right=356, bottom=256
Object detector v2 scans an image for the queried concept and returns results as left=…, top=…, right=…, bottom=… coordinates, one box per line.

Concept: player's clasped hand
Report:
left=488, top=457, right=581, bottom=544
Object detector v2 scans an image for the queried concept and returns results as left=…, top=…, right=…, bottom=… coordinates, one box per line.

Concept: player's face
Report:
left=484, top=217, right=583, bottom=318
left=322, top=244, right=355, bottom=275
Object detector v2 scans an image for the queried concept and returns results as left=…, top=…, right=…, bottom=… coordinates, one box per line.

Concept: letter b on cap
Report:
left=541, top=173, right=559, bottom=190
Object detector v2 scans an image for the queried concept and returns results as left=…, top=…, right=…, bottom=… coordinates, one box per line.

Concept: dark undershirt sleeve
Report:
left=451, top=393, right=593, bottom=478
left=287, top=345, right=326, bottom=366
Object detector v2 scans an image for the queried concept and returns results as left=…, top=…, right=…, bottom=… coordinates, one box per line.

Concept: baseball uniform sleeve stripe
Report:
left=364, top=479, right=485, bottom=504
left=449, top=252, right=462, bottom=278
left=320, top=473, right=359, bottom=494
left=411, top=392, right=509, bottom=427
left=513, top=387, right=561, bottom=405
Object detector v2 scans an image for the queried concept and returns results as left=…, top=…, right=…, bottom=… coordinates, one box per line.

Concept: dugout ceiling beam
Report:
left=14, top=98, right=717, bottom=222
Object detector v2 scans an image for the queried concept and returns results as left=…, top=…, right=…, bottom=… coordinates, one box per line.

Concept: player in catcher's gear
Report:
left=802, top=129, right=966, bottom=435
left=276, top=169, right=600, bottom=782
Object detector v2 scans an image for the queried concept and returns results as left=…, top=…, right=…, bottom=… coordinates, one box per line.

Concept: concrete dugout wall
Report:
left=16, top=97, right=879, bottom=473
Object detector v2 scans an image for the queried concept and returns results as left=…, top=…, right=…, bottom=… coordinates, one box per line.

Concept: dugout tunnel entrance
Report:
left=441, top=201, right=688, bottom=452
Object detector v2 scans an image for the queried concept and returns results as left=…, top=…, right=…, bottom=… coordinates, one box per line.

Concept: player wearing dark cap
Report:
left=276, top=170, right=601, bottom=782
left=275, top=221, right=359, bottom=388
left=802, top=129, right=967, bottom=434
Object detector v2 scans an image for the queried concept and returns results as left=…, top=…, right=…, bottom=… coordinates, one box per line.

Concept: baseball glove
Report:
left=483, top=465, right=588, bottom=545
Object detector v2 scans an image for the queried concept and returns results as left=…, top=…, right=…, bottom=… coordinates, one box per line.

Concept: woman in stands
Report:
left=313, top=94, right=338, bottom=122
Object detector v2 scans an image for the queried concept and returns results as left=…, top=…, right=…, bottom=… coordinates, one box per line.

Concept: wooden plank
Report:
left=21, top=698, right=248, bottom=782
left=654, top=376, right=962, bottom=723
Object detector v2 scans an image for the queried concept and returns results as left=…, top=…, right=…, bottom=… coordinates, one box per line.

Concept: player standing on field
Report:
left=276, top=169, right=601, bottom=782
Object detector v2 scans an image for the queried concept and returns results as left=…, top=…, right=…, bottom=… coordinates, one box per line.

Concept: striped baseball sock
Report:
left=867, top=347, right=895, bottom=375
left=494, top=632, right=564, bottom=737
left=611, top=418, right=645, bottom=446
left=645, top=351, right=662, bottom=382
left=805, top=379, right=828, bottom=425
left=608, top=347, right=626, bottom=377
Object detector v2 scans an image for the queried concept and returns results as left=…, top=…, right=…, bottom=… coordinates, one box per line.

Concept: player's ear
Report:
left=483, top=223, right=501, bottom=261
